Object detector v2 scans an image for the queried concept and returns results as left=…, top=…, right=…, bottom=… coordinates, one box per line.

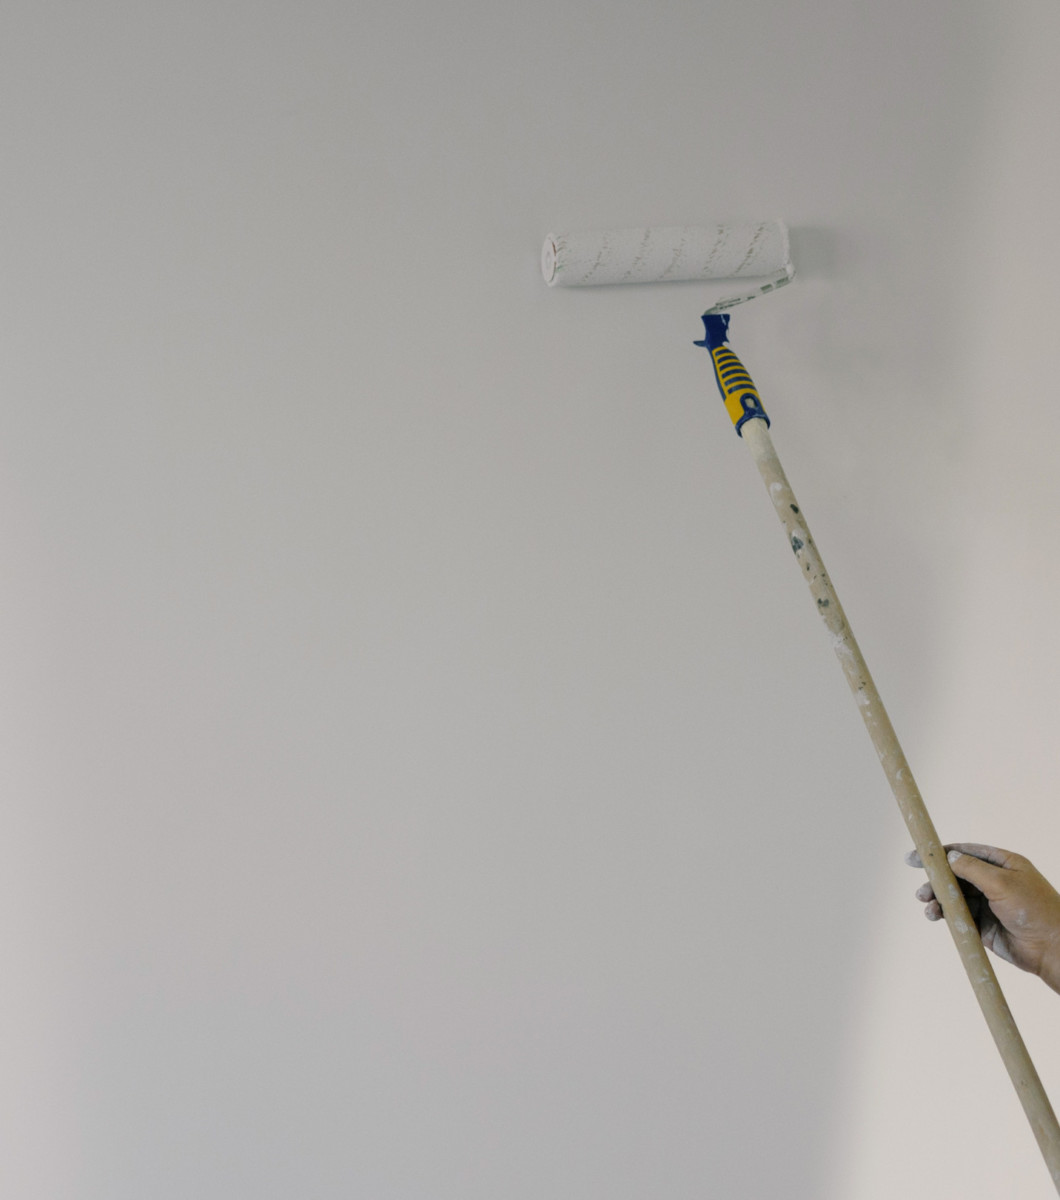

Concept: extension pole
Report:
left=696, top=315, right=1060, bottom=1192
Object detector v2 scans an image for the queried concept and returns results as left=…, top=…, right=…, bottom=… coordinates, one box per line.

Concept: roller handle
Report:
left=693, top=314, right=769, bottom=435
left=698, top=318, right=1060, bottom=1192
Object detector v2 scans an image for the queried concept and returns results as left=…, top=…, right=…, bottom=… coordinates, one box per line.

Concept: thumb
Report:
left=946, top=848, right=1010, bottom=901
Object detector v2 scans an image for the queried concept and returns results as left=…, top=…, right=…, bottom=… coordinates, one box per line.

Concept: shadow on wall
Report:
left=788, top=227, right=843, bottom=283
left=830, top=3, right=1060, bottom=1195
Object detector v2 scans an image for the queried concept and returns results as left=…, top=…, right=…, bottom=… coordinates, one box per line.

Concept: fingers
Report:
left=911, top=869, right=944, bottom=921
left=905, top=843, right=1018, bottom=872
left=946, top=849, right=1012, bottom=902
left=906, top=842, right=1028, bottom=926
left=945, top=843, right=1018, bottom=869
left=906, top=845, right=999, bottom=923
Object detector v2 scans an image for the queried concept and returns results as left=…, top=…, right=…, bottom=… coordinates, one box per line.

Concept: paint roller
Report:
left=541, top=221, right=1060, bottom=1191
left=541, top=221, right=794, bottom=310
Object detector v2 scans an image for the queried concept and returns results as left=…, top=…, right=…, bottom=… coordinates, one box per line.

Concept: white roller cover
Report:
left=541, top=222, right=791, bottom=288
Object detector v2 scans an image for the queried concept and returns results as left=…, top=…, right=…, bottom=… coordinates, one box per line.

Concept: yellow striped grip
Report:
left=694, top=313, right=769, bottom=435
left=713, top=344, right=766, bottom=430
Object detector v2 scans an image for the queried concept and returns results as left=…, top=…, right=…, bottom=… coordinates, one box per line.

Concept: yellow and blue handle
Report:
left=694, top=313, right=769, bottom=435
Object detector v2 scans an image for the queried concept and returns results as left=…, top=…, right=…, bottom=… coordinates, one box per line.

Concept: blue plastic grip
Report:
left=693, top=312, right=732, bottom=352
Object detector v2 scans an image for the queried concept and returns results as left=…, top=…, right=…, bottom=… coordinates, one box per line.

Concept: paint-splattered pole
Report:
left=697, top=311, right=1060, bottom=1194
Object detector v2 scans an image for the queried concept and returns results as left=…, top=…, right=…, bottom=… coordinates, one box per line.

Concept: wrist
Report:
left=1040, top=939, right=1060, bottom=995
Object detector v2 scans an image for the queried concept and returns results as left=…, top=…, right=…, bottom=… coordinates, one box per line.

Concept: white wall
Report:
left=2, top=2, right=1058, bottom=1197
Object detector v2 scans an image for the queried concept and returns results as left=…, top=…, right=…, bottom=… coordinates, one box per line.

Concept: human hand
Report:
left=907, top=843, right=1060, bottom=994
